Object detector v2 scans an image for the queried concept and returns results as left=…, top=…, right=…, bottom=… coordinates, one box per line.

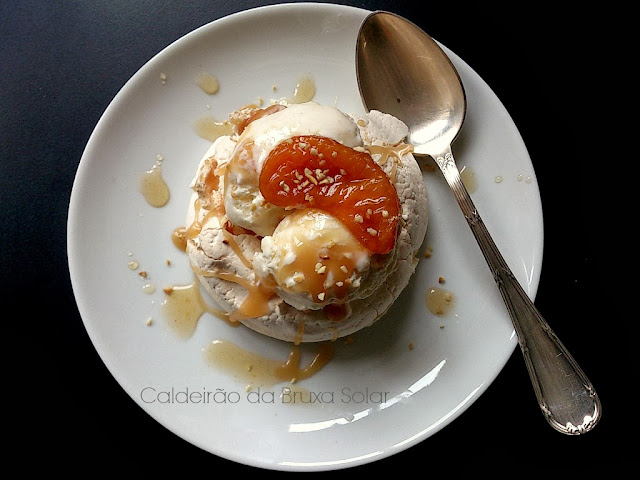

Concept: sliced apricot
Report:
left=259, top=135, right=399, bottom=254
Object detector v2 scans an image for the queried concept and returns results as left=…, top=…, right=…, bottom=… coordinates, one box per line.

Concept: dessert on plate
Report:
left=183, top=101, right=427, bottom=343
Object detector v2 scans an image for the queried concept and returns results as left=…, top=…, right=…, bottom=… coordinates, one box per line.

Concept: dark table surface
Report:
left=2, top=0, right=623, bottom=473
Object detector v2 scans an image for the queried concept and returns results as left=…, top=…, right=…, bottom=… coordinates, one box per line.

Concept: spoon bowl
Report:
left=357, top=13, right=466, bottom=155
left=356, top=11, right=601, bottom=435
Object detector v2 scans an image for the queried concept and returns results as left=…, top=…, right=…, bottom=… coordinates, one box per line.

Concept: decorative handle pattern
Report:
left=434, top=148, right=601, bottom=434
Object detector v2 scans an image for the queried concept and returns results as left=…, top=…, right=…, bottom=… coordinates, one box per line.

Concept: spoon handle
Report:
left=433, top=147, right=601, bottom=434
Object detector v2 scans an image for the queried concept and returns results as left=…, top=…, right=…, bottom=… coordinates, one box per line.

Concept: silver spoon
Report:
left=356, top=11, right=601, bottom=434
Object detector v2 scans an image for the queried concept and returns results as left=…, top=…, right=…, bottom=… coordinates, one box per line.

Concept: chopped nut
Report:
left=279, top=180, right=290, bottom=192
left=306, top=173, right=318, bottom=185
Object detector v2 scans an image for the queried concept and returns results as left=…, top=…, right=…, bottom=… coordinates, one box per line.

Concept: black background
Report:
left=2, top=0, right=623, bottom=473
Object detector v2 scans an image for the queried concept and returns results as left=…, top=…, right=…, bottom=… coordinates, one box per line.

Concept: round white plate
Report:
left=68, top=2, right=542, bottom=471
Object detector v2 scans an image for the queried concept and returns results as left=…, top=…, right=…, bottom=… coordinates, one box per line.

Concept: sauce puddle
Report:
left=204, top=339, right=334, bottom=388
left=161, top=281, right=233, bottom=339
left=425, top=286, right=455, bottom=316
left=140, top=158, right=170, bottom=207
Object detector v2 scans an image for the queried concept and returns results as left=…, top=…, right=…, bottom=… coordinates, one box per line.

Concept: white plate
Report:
left=68, top=2, right=542, bottom=471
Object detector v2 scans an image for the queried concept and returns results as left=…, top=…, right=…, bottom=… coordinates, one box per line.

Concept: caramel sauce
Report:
left=140, top=164, right=170, bottom=207
left=275, top=342, right=334, bottom=382
left=460, top=165, right=477, bottom=194
left=366, top=143, right=412, bottom=165
left=184, top=199, right=220, bottom=241
left=425, top=286, right=455, bottom=315
left=289, top=73, right=316, bottom=104
left=222, top=230, right=254, bottom=270
left=294, top=319, right=306, bottom=346
left=204, top=339, right=334, bottom=386
left=206, top=270, right=274, bottom=322
left=171, top=227, right=188, bottom=251
left=367, top=143, right=413, bottom=184
left=194, top=116, right=233, bottom=142
left=278, top=237, right=362, bottom=304
left=196, top=72, right=220, bottom=95
left=161, top=281, right=230, bottom=338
